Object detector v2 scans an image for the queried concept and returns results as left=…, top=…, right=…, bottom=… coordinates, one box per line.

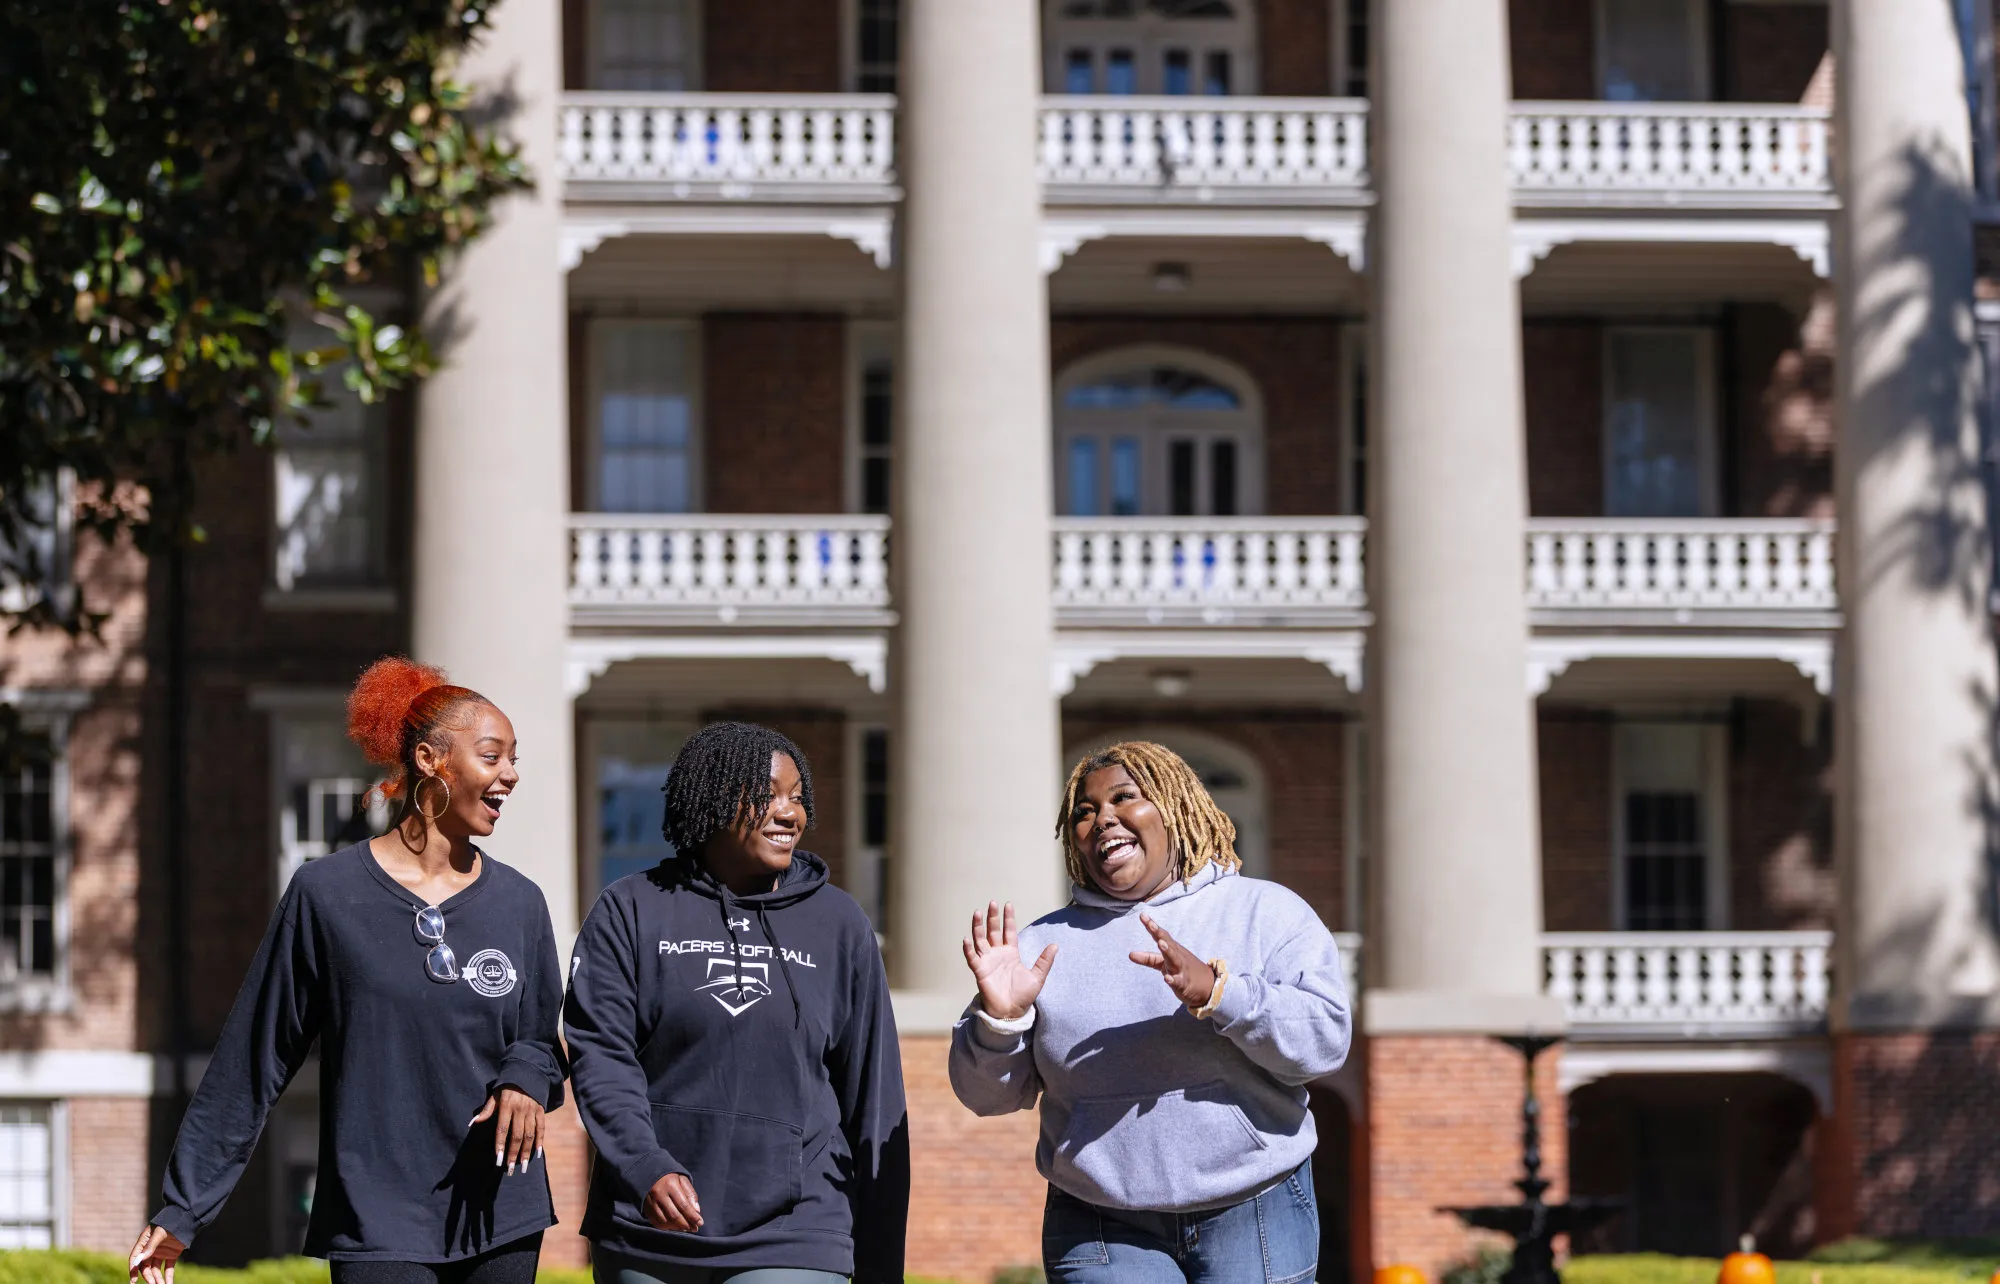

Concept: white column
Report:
left=1365, top=0, right=1557, bottom=1031
left=412, top=0, right=577, bottom=938
left=1834, top=0, right=2000, bottom=1025
left=888, top=0, right=1063, bottom=1002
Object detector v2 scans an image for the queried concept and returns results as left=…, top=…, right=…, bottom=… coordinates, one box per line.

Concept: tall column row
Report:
left=1828, top=0, right=2000, bottom=1239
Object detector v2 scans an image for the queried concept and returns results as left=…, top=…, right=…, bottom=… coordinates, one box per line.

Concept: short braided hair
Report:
left=1056, top=740, right=1239, bottom=888
left=662, top=722, right=815, bottom=855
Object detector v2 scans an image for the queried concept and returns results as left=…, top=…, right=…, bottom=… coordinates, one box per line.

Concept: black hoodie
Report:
left=563, top=851, right=909, bottom=1282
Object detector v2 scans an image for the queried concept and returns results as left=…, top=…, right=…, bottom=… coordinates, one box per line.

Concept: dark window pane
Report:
left=1107, top=49, right=1136, bottom=94
left=1164, top=49, right=1191, bottom=95
left=1204, top=50, right=1231, bottom=96
left=862, top=363, right=894, bottom=447
left=1170, top=441, right=1196, bottom=515
left=862, top=459, right=891, bottom=516
left=1066, top=50, right=1095, bottom=93
left=1211, top=440, right=1238, bottom=515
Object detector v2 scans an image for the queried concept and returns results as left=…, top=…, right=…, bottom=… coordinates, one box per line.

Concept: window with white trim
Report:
left=849, top=725, right=890, bottom=931
left=1597, top=0, right=1708, bottom=103
left=0, top=756, right=58, bottom=987
left=854, top=0, right=898, bottom=92
left=1615, top=722, right=1726, bottom=931
left=593, top=320, right=697, bottom=514
left=590, top=0, right=697, bottom=90
left=1047, top=0, right=1256, bottom=96
left=272, top=327, right=387, bottom=594
left=0, top=1102, right=56, bottom=1249
left=1055, top=359, right=1264, bottom=517
left=850, top=326, right=895, bottom=515
left=590, top=720, right=692, bottom=899
left=1604, top=327, right=1717, bottom=518
left=0, top=473, right=72, bottom=620
left=276, top=718, right=385, bottom=893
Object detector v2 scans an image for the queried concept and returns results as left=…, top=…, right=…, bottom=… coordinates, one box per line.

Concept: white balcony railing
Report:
left=569, top=515, right=1842, bottom=625
left=1509, top=102, right=1831, bottom=204
left=559, top=94, right=1832, bottom=206
left=569, top=514, right=890, bottom=622
left=1527, top=519, right=1836, bottom=615
left=561, top=93, right=897, bottom=196
left=1052, top=518, right=1368, bottom=624
left=1039, top=96, right=1371, bottom=196
left=1544, top=931, right=1833, bottom=1033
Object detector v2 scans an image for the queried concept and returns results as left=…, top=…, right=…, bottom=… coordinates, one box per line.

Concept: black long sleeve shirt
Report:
left=564, top=853, right=910, bottom=1282
left=152, top=843, right=566, bottom=1263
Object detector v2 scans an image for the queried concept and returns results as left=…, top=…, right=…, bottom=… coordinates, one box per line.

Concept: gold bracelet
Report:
left=1190, top=957, right=1229, bottom=1019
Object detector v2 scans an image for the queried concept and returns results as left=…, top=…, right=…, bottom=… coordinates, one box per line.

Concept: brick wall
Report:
left=1362, top=1036, right=1564, bottom=1274
left=1539, top=711, right=1613, bottom=932
left=702, top=315, right=848, bottom=515
left=1720, top=3, right=1829, bottom=103
left=68, top=1096, right=152, bottom=1252
left=1260, top=0, right=1332, bottom=96
left=705, top=0, right=843, bottom=92
left=1060, top=710, right=1348, bottom=926
left=902, top=1034, right=1045, bottom=1281
left=696, top=707, right=849, bottom=889
left=1727, top=700, right=1833, bottom=930
left=1733, top=294, right=1837, bottom=518
left=542, top=1103, right=593, bottom=1268
left=1510, top=0, right=1595, bottom=100
left=1524, top=320, right=1604, bottom=517
left=1830, top=1031, right=2000, bottom=1237
left=1051, top=318, right=1348, bottom=516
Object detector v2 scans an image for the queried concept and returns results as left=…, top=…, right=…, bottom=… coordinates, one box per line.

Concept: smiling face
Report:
left=700, top=752, right=805, bottom=894
left=412, top=703, right=519, bottom=840
left=1070, top=764, right=1176, bottom=901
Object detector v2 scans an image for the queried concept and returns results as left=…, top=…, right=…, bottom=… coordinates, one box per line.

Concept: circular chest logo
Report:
left=463, top=948, right=517, bottom=998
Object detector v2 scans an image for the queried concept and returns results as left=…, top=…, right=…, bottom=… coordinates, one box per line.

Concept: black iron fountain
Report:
left=1439, top=1034, right=1622, bottom=1284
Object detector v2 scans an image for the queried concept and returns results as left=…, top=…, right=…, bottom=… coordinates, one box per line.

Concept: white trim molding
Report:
left=1560, top=1042, right=1832, bottom=1110
left=1511, top=216, right=1832, bottom=280
left=562, top=208, right=897, bottom=272
left=1052, top=630, right=1366, bottom=697
left=1527, top=633, right=1834, bottom=697
left=566, top=633, right=890, bottom=698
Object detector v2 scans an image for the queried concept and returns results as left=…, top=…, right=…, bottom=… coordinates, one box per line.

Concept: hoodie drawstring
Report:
left=757, top=903, right=803, bottom=1027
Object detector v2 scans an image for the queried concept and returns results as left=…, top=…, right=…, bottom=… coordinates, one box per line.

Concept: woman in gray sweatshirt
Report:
left=948, top=740, right=1351, bottom=1284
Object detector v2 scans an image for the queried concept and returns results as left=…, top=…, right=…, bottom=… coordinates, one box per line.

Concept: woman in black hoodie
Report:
left=565, top=722, right=909, bottom=1284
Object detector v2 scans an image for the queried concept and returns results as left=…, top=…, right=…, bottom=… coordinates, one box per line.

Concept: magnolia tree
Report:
left=0, top=0, right=530, bottom=636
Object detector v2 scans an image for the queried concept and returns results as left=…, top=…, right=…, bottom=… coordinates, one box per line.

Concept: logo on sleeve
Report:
left=464, top=949, right=519, bottom=998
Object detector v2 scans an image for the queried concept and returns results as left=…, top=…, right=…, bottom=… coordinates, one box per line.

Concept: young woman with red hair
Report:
left=128, top=657, right=567, bottom=1284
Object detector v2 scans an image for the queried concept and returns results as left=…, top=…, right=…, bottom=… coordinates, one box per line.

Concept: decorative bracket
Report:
left=1040, top=222, right=1109, bottom=274
left=1303, top=219, right=1369, bottom=273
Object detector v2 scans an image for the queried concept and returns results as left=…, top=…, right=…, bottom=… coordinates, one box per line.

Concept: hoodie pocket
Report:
left=1050, top=1081, right=1265, bottom=1208
left=650, top=1104, right=803, bottom=1237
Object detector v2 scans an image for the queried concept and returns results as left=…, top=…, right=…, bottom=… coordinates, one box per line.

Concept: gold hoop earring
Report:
left=414, top=775, right=451, bottom=823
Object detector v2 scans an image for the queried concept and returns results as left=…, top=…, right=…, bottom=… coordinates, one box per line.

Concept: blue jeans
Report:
left=1042, top=1162, right=1319, bottom=1284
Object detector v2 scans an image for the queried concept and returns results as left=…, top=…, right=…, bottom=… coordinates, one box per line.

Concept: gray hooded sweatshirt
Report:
left=947, top=864, right=1351, bottom=1213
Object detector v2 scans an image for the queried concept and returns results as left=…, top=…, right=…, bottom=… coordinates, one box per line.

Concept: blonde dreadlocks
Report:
left=1056, top=740, right=1240, bottom=888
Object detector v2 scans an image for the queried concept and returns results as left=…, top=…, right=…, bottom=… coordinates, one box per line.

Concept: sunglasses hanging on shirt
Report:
left=414, top=904, right=459, bottom=984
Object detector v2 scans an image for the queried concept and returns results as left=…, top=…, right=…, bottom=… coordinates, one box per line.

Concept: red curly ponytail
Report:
left=345, top=656, right=492, bottom=804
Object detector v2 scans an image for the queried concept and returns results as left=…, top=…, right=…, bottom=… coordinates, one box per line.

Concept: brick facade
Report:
left=703, top=0, right=843, bottom=93
left=1361, top=1036, right=1564, bottom=1276
left=702, top=314, right=849, bottom=515
left=1524, top=320, right=1605, bottom=517
left=1733, top=293, right=1837, bottom=518
left=1727, top=700, right=1833, bottom=931
left=1260, top=0, right=1333, bottom=96
left=1509, top=0, right=1595, bottom=100
left=68, top=1097, right=153, bottom=1253
left=1718, top=3, right=1829, bottom=104
left=902, top=1036, right=1045, bottom=1282
left=1538, top=711, right=1614, bottom=932
left=1827, top=1031, right=2000, bottom=1238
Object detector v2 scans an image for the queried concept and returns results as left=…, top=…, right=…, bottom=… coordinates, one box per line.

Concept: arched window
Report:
left=1054, top=349, right=1264, bottom=517
left=1063, top=729, right=1270, bottom=878
left=1045, top=0, right=1258, bottom=96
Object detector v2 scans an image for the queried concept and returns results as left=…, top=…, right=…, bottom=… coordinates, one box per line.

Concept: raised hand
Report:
left=962, top=900, right=1058, bottom=1021
left=1131, top=912, right=1217, bottom=1010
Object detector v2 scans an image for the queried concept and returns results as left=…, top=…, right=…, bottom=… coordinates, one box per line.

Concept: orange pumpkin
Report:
left=1374, top=1265, right=1427, bottom=1284
left=1719, top=1250, right=1776, bottom=1284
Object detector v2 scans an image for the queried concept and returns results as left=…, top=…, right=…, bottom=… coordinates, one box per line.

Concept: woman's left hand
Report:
left=470, top=1085, right=545, bottom=1175
left=1131, top=912, right=1216, bottom=1010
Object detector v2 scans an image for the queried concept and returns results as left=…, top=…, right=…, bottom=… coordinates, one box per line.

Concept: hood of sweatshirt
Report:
left=1069, top=859, right=1231, bottom=915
